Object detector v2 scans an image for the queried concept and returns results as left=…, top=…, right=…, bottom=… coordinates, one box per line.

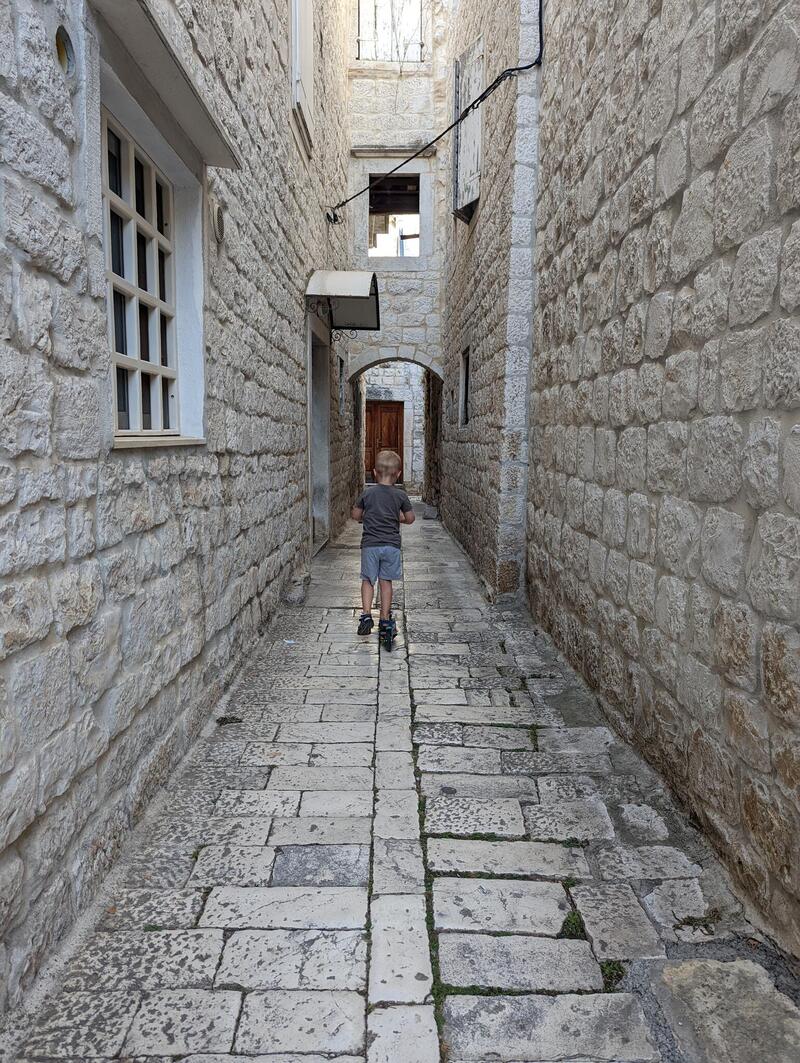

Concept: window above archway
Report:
left=357, top=0, right=424, bottom=63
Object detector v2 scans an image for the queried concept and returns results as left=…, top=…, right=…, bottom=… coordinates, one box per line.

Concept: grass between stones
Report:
left=557, top=909, right=587, bottom=940
left=600, top=959, right=626, bottom=991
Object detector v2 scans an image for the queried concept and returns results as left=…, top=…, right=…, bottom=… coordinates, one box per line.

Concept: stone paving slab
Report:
left=96, top=888, right=205, bottom=930
left=523, top=797, right=616, bottom=841
left=189, top=845, right=276, bottom=887
left=374, top=789, right=420, bottom=839
left=214, top=790, right=301, bottom=817
left=650, top=959, right=800, bottom=1063
left=597, top=845, right=703, bottom=880
left=269, top=816, right=372, bottom=845
left=572, top=883, right=666, bottom=960
left=438, top=933, right=603, bottom=992
left=443, top=993, right=660, bottom=1061
left=425, top=797, right=525, bottom=837
left=215, top=929, right=367, bottom=990
left=299, top=790, right=374, bottom=816
left=199, top=887, right=368, bottom=929
left=432, top=877, right=569, bottom=934
left=369, top=894, right=433, bottom=1004
left=420, top=771, right=539, bottom=800
left=271, top=844, right=370, bottom=886
left=268, top=767, right=374, bottom=790
left=125, top=989, right=241, bottom=1054
left=373, top=838, right=426, bottom=894
left=427, top=838, right=591, bottom=878
left=234, top=990, right=365, bottom=1054
left=367, top=1005, right=440, bottom=1063
left=20, top=991, right=140, bottom=1057
left=62, top=930, right=223, bottom=991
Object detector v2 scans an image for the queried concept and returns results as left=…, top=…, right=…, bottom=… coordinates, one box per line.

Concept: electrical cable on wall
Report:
left=326, top=0, right=544, bottom=224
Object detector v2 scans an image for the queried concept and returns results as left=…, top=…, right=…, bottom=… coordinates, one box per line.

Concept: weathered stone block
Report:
left=730, top=229, right=781, bottom=325
left=747, top=513, right=800, bottom=619
left=687, top=416, right=743, bottom=502
left=701, top=507, right=746, bottom=596
left=671, top=172, right=714, bottom=280
left=764, top=319, right=800, bottom=409
left=714, top=121, right=774, bottom=250
left=657, top=495, right=702, bottom=577
left=742, top=417, right=782, bottom=508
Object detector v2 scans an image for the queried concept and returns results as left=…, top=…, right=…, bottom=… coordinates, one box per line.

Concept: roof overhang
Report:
left=306, top=271, right=380, bottom=331
left=92, top=0, right=240, bottom=169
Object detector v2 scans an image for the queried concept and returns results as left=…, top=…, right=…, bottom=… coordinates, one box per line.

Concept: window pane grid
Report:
left=102, top=110, right=178, bottom=435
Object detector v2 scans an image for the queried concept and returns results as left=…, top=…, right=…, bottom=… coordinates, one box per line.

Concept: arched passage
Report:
left=349, top=353, right=443, bottom=507
left=348, top=350, right=444, bottom=382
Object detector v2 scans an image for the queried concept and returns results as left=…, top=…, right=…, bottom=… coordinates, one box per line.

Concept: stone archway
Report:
left=348, top=350, right=444, bottom=382
left=350, top=353, right=444, bottom=507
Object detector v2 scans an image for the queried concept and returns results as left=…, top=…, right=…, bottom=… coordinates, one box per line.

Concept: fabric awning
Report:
left=306, top=271, right=380, bottom=331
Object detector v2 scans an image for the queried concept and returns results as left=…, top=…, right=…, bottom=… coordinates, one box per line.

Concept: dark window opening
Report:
left=369, top=173, right=420, bottom=258
left=161, top=378, right=171, bottom=430
left=134, top=157, right=147, bottom=217
left=158, top=248, right=167, bottom=301
left=116, top=366, right=129, bottom=430
left=141, top=373, right=153, bottom=429
left=160, top=313, right=169, bottom=366
left=110, top=211, right=125, bottom=277
left=460, top=347, right=470, bottom=426
left=107, top=128, right=122, bottom=196
left=156, top=180, right=166, bottom=235
left=137, top=231, right=148, bottom=291
left=113, top=290, right=128, bottom=355
left=138, top=304, right=150, bottom=361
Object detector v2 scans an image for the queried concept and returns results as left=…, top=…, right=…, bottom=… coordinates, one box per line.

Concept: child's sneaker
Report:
left=379, top=615, right=397, bottom=651
left=357, top=613, right=374, bottom=636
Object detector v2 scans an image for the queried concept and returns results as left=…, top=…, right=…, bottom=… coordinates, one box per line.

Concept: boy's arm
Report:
left=351, top=505, right=364, bottom=522
left=400, top=494, right=416, bottom=525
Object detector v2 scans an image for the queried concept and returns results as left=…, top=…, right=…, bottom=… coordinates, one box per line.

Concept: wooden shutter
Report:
left=293, top=0, right=314, bottom=151
left=453, top=37, right=484, bottom=222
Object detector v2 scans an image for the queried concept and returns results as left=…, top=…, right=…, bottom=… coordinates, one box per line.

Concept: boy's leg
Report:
left=378, top=579, right=393, bottom=620
left=361, top=579, right=374, bottom=615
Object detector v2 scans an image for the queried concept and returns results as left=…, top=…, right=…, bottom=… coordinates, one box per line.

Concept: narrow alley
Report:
left=5, top=506, right=799, bottom=1062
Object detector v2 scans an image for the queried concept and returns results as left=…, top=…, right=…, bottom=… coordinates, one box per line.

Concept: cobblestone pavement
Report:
left=5, top=507, right=800, bottom=1062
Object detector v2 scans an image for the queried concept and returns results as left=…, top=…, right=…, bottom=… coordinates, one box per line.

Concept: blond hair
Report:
left=375, top=450, right=402, bottom=476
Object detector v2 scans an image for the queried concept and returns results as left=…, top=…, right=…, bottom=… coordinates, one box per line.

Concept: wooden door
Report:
left=365, top=400, right=404, bottom=481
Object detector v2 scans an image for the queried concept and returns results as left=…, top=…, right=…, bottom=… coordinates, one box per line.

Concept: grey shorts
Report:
left=361, top=545, right=402, bottom=584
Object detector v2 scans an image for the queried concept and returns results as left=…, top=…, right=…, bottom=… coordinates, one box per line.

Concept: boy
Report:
left=351, top=449, right=415, bottom=645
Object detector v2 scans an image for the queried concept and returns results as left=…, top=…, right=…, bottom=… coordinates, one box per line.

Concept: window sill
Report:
left=349, top=60, right=432, bottom=77
left=113, top=435, right=206, bottom=450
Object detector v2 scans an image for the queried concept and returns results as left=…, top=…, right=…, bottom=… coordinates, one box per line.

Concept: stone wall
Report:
left=527, top=0, right=800, bottom=952
left=439, top=0, right=539, bottom=596
left=345, top=0, right=448, bottom=394
left=364, top=361, right=426, bottom=489
left=0, top=0, right=355, bottom=1012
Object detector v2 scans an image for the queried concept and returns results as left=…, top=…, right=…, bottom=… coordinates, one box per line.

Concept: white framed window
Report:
left=99, top=62, right=206, bottom=447
left=292, top=0, right=315, bottom=153
left=103, top=110, right=178, bottom=437
left=358, top=0, right=424, bottom=62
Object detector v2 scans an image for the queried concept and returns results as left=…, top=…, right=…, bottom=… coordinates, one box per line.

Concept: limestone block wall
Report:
left=364, top=362, right=426, bottom=489
left=527, top=0, right=800, bottom=952
left=345, top=0, right=448, bottom=404
left=0, top=0, right=355, bottom=1012
left=440, top=0, right=539, bottom=596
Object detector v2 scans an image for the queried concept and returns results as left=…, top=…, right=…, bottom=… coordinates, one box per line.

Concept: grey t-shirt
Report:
left=356, top=485, right=413, bottom=548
